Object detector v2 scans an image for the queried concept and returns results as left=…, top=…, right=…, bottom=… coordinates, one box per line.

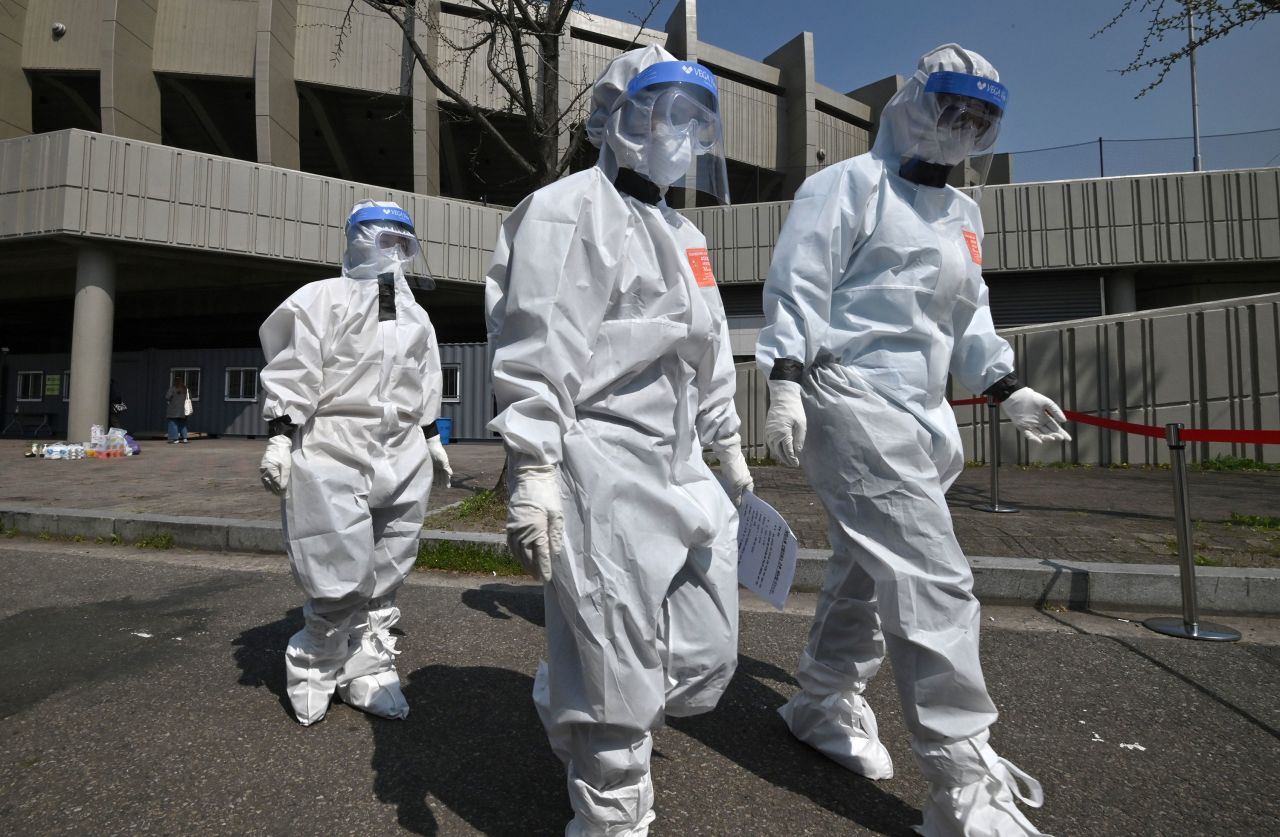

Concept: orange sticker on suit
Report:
left=963, top=230, right=982, bottom=265
left=686, top=247, right=717, bottom=287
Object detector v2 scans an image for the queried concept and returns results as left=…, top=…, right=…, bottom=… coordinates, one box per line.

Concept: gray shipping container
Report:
left=1, top=343, right=496, bottom=442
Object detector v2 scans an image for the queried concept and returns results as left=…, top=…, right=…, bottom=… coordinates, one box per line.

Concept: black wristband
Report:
left=982, top=373, right=1024, bottom=403
left=422, top=420, right=440, bottom=439
left=267, top=416, right=296, bottom=438
left=769, top=358, right=805, bottom=384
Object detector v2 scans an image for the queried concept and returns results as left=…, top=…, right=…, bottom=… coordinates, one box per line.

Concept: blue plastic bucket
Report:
left=436, top=417, right=453, bottom=445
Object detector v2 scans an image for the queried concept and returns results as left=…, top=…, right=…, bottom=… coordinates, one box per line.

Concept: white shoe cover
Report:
left=779, top=689, right=894, bottom=780
left=914, top=745, right=1049, bottom=837
left=336, top=606, right=409, bottom=720
left=284, top=617, right=351, bottom=726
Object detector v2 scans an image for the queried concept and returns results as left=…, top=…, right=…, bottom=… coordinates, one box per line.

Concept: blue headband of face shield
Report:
left=347, top=205, right=414, bottom=233
left=626, top=61, right=719, bottom=102
left=924, top=71, right=1008, bottom=112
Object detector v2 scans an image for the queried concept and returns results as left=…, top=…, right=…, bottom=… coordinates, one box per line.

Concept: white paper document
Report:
left=736, top=491, right=799, bottom=610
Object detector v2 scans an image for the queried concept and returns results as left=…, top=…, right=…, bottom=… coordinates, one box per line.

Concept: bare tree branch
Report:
left=353, top=0, right=540, bottom=175
left=339, top=0, right=663, bottom=190
left=1095, top=0, right=1280, bottom=96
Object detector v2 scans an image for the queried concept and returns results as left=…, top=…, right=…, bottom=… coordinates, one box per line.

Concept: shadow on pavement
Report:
left=460, top=584, right=546, bottom=627
left=230, top=606, right=303, bottom=721
left=460, top=590, right=920, bottom=833
left=1037, top=608, right=1280, bottom=741
left=669, top=654, right=920, bottom=837
left=230, top=606, right=567, bottom=833
left=0, top=578, right=231, bottom=719
left=369, top=664, right=566, bottom=836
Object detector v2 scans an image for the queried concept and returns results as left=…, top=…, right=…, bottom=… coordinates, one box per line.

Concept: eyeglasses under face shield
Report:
left=618, top=82, right=723, bottom=154
left=347, top=204, right=421, bottom=263
left=613, top=61, right=730, bottom=204
left=924, top=70, right=1008, bottom=155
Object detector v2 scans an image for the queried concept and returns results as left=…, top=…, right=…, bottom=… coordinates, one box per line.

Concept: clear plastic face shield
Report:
left=921, top=70, right=1007, bottom=188
left=343, top=203, right=422, bottom=282
left=604, top=61, right=730, bottom=205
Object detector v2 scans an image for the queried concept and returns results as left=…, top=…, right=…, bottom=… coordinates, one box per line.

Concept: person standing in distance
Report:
left=486, top=45, right=753, bottom=836
left=258, top=200, right=452, bottom=726
left=757, top=44, right=1069, bottom=836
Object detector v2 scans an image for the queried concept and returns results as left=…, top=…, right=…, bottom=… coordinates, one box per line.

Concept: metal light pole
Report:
left=1186, top=1, right=1203, bottom=171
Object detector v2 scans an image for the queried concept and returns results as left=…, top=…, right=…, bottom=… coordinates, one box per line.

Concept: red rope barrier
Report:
left=947, top=399, right=1280, bottom=444
left=1063, top=409, right=1280, bottom=444
left=1182, top=427, right=1280, bottom=445
left=1062, top=409, right=1167, bottom=439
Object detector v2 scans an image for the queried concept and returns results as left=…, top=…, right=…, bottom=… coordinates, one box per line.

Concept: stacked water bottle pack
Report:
left=25, top=425, right=136, bottom=460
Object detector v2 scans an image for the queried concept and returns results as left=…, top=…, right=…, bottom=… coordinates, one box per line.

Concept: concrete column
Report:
left=100, top=0, right=161, bottom=142
left=0, top=0, right=31, bottom=138
left=764, top=32, right=817, bottom=198
left=1106, top=269, right=1138, bottom=315
left=848, top=75, right=903, bottom=148
left=409, top=2, right=440, bottom=195
left=255, top=0, right=300, bottom=169
left=67, top=246, right=116, bottom=443
left=663, top=0, right=697, bottom=62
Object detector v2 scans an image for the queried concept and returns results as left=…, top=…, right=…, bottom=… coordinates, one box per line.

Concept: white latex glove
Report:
left=426, top=435, right=453, bottom=488
left=1001, top=387, right=1072, bottom=444
left=711, top=433, right=754, bottom=506
left=259, top=435, right=292, bottom=496
left=506, top=464, right=564, bottom=582
left=765, top=379, right=807, bottom=467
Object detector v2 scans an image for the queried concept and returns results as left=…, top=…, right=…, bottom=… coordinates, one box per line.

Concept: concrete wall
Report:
left=21, top=0, right=102, bottom=70
left=0, top=130, right=503, bottom=285
left=0, top=0, right=31, bottom=138
left=982, top=169, right=1280, bottom=272
left=680, top=169, right=1280, bottom=287
left=153, top=0, right=257, bottom=77
left=7, top=1, right=871, bottom=199
left=294, top=0, right=405, bottom=94
left=735, top=293, right=1280, bottom=467
left=680, top=200, right=789, bottom=285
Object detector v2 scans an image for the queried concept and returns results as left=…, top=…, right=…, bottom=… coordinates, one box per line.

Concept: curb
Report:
left=4, top=503, right=1278, bottom=616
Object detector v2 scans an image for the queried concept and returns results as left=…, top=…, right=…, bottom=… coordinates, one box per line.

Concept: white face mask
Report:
left=643, top=125, right=695, bottom=187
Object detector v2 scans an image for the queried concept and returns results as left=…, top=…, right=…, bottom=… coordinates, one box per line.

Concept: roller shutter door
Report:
left=985, top=274, right=1102, bottom=327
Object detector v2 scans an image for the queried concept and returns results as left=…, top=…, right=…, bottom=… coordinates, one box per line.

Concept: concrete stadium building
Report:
left=2, top=1, right=1279, bottom=454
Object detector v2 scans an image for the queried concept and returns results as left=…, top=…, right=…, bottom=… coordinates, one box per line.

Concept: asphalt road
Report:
left=1, top=539, right=1278, bottom=836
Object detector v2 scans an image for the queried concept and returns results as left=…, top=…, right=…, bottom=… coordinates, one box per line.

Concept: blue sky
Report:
left=584, top=0, right=1280, bottom=179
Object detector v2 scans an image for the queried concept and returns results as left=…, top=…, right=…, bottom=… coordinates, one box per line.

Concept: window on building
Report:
left=17, top=371, right=43, bottom=401
left=441, top=365, right=460, bottom=402
left=225, top=368, right=259, bottom=402
left=170, top=368, right=202, bottom=400
left=62, top=370, right=71, bottom=402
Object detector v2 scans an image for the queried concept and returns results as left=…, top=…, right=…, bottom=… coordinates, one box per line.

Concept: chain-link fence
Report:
left=1004, top=127, right=1280, bottom=184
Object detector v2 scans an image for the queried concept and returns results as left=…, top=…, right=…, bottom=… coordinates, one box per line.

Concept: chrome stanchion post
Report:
left=1144, top=423, right=1241, bottom=642
left=974, top=395, right=1019, bottom=514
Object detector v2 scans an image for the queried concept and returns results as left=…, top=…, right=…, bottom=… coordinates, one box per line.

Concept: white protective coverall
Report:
left=260, top=200, right=447, bottom=726
left=486, top=49, right=747, bottom=836
left=757, top=45, right=1055, bottom=836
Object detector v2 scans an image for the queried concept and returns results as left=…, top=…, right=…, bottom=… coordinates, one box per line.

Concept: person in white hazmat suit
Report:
left=258, top=200, right=453, bottom=726
left=756, top=45, right=1070, bottom=836
left=486, top=46, right=754, bottom=836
